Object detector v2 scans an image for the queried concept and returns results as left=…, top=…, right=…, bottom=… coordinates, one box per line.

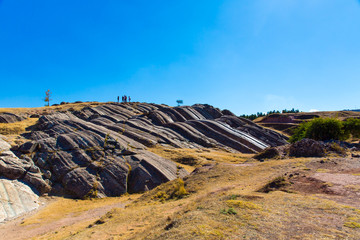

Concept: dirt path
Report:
left=0, top=200, right=125, bottom=240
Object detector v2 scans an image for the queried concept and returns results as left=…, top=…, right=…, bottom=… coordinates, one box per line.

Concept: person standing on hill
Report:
left=117, top=96, right=119, bottom=103
left=124, top=95, right=127, bottom=103
left=129, top=96, right=131, bottom=102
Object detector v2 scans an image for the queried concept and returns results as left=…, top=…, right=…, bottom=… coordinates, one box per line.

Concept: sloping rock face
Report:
left=0, top=137, right=50, bottom=194
left=0, top=112, right=24, bottom=123
left=0, top=137, right=42, bottom=222
left=0, top=178, right=40, bottom=222
left=9, top=103, right=287, bottom=199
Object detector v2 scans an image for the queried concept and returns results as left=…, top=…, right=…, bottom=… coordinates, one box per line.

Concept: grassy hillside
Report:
left=0, top=101, right=105, bottom=114
left=254, top=111, right=360, bottom=137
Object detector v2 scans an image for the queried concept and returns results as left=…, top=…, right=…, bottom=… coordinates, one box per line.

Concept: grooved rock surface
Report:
left=0, top=178, right=39, bottom=223
left=0, top=138, right=50, bottom=194
left=4, top=103, right=288, bottom=199
left=0, top=137, right=41, bottom=223
left=0, top=113, right=24, bottom=123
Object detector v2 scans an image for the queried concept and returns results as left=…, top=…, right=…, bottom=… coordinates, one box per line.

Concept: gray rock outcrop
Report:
left=0, top=178, right=40, bottom=222
left=0, top=137, right=50, bottom=194
left=3, top=103, right=288, bottom=199
left=0, top=113, right=24, bottom=123
left=0, top=136, right=42, bottom=223
left=289, top=138, right=325, bottom=157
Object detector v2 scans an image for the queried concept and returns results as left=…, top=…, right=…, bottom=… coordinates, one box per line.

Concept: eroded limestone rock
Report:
left=0, top=178, right=39, bottom=222
left=10, top=103, right=288, bottom=199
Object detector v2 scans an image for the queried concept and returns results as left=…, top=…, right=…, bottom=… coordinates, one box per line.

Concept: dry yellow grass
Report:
left=0, top=117, right=38, bottom=135
left=0, top=102, right=105, bottom=114
left=23, top=195, right=140, bottom=226
left=148, top=145, right=254, bottom=173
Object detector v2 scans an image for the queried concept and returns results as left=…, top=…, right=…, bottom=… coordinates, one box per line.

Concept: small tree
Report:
left=44, top=89, right=51, bottom=106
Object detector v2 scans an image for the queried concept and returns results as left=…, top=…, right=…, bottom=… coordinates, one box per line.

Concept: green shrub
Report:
left=289, top=118, right=346, bottom=142
left=289, top=122, right=309, bottom=143
left=343, top=118, right=360, bottom=138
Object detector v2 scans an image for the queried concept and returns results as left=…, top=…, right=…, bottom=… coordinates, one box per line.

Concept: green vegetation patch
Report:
left=290, top=117, right=360, bottom=142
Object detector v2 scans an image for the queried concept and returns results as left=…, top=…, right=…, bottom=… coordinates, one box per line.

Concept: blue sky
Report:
left=0, top=0, right=359, bottom=115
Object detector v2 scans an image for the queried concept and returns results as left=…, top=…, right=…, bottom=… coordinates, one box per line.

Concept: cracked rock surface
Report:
left=0, top=137, right=42, bottom=223
left=3, top=103, right=288, bottom=200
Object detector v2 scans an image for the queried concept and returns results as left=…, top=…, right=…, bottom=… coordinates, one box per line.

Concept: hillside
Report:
left=254, top=111, right=360, bottom=136
left=0, top=102, right=287, bottom=218
left=0, top=102, right=359, bottom=239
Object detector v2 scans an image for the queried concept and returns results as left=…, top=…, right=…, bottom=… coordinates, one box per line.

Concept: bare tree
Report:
left=44, top=89, right=51, bottom=106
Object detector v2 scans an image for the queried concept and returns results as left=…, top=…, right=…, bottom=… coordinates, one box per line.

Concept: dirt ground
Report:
left=0, top=197, right=127, bottom=240
left=282, top=156, right=360, bottom=208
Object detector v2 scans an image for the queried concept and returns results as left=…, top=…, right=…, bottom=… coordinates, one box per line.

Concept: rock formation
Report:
left=0, top=137, right=43, bottom=222
left=3, top=103, right=288, bottom=200
left=0, top=178, right=40, bottom=222
left=0, top=112, right=24, bottom=123
left=289, top=138, right=326, bottom=157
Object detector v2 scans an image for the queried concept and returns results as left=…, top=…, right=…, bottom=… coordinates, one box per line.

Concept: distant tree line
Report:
left=240, top=108, right=300, bottom=120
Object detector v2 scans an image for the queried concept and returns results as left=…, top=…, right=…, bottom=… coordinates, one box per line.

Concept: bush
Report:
left=151, top=178, right=188, bottom=202
left=343, top=118, right=360, bottom=138
left=290, top=118, right=346, bottom=142
left=170, top=178, right=188, bottom=199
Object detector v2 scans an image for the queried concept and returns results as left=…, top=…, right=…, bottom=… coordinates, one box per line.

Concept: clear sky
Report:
left=0, top=0, right=359, bottom=115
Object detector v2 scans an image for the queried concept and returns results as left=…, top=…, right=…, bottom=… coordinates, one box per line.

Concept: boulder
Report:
left=127, top=151, right=188, bottom=193
left=19, top=141, right=39, bottom=154
left=289, top=138, right=325, bottom=157
left=62, top=168, right=101, bottom=198
left=254, top=147, right=281, bottom=160
left=0, top=155, right=26, bottom=179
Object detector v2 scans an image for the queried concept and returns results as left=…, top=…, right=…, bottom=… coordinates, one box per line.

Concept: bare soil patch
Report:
left=0, top=197, right=127, bottom=240
left=274, top=157, right=360, bottom=208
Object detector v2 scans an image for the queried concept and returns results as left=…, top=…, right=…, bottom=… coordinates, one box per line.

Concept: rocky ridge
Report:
left=3, top=103, right=288, bottom=200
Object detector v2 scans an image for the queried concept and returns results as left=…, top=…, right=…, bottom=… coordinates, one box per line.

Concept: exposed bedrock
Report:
left=0, top=112, right=24, bottom=123
left=0, top=137, right=44, bottom=223
left=6, top=103, right=288, bottom=199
